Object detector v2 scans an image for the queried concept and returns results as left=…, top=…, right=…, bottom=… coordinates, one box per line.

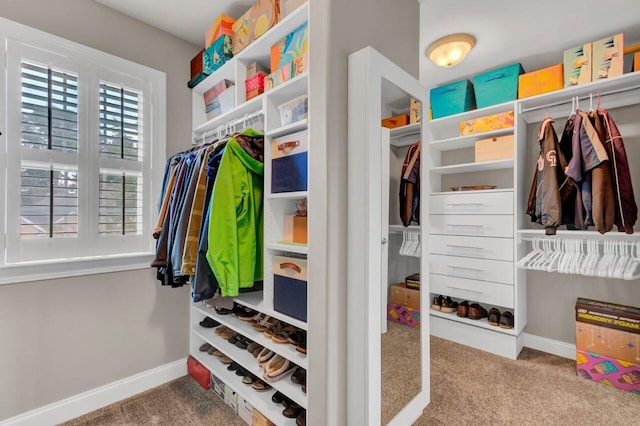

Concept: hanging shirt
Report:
left=400, top=141, right=420, bottom=227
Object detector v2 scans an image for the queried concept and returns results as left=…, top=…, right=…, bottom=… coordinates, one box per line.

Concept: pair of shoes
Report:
left=431, top=295, right=444, bottom=311
left=271, top=392, right=303, bottom=419
left=247, top=342, right=264, bottom=358
left=215, top=326, right=237, bottom=340
left=219, top=355, right=233, bottom=365
left=229, top=334, right=252, bottom=350
left=208, top=347, right=223, bottom=357
left=199, top=342, right=212, bottom=352
left=287, top=329, right=307, bottom=354
left=296, top=410, right=306, bottom=426
left=488, top=307, right=501, bottom=326
left=468, top=303, right=488, bottom=320
left=253, top=316, right=275, bottom=332
left=214, top=306, right=233, bottom=315
left=199, top=316, right=220, bottom=328
left=263, top=355, right=296, bottom=382
left=291, top=367, right=306, bottom=388
left=251, top=379, right=272, bottom=391
left=441, top=296, right=458, bottom=313
left=457, top=300, right=469, bottom=318
left=235, top=306, right=258, bottom=321
left=499, top=311, right=514, bottom=329
left=257, top=348, right=275, bottom=366
left=242, top=372, right=258, bottom=384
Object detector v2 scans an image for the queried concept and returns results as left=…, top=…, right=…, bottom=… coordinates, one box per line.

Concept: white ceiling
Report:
left=96, top=0, right=640, bottom=86
left=95, top=0, right=255, bottom=47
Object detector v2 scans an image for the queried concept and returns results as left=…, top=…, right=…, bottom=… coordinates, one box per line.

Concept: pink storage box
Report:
left=577, top=349, right=640, bottom=395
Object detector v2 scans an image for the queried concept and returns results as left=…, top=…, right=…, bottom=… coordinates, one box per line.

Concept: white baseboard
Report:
left=524, top=333, right=576, bottom=360
left=1, top=357, right=187, bottom=426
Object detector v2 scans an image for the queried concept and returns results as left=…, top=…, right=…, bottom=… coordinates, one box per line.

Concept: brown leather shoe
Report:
left=457, top=300, right=469, bottom=318
left=499, top=311, right=514, bottom=329
left=441, top=296, right=459, bottom=313
left=488, top=307, right=501, bottom=326
left=468, top=303, right=487, bottom=320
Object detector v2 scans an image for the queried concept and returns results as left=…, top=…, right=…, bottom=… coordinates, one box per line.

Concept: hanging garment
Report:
left=399, top=141, right=420, bottom=227
left=206, top=128, right=264, bottom=297
left=566, top=110, right=615, bottom=234
left=526, top=117, right=576, bottom=235
left=597, top=108, right=637, bottom=234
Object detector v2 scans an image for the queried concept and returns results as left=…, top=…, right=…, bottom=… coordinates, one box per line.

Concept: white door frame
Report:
left=347, top=46, right=430, bottom=426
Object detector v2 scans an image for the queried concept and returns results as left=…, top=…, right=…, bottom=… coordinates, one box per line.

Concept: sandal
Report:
left=252, top=315, right=273, bottom=332
left=287, top=329, right=305, bottom=347
left=199, top=342, right=212, bottom=352
left=263, top=320, right=283, bottom=338
left=251, top=379, right=272, bottom=392
left=291, top=367, right=306, bottom=385
left=272, top=325, right=296, bottom=344
left=257, top=348, right=275, bottom=365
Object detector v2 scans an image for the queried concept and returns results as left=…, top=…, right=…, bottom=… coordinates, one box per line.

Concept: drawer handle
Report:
left=447, top=224, right=483, bottom=229
left=446, top=203, right=484, bottom=208
left=448, top=266, right=483, bottom=274
left=448, top=286, right=484, bottom=295
left=278, top=140, right=300, bottom=151
left=279, top=262, right=301, bottom=273
left=446, top=244, right=482, bottom=251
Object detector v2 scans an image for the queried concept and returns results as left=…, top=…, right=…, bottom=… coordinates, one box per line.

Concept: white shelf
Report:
left=235, top=291, right=308, bottom=331
left=430, top=128, right=514, bottom=151
left=191, top=327, right=308, bottom=408
left=429, top=309, right=517, bottom=336
left=517, top=229, right=640, bottom=240
left=267, top=191, right=308, bottom=200
left=192, top=303, right=308, bottom=369
left=267, top=119, right=308, bottom=138
left=235, top=4, right=309, bottom=65
left=430, top=188, right=513, bottom=196
left=429, top=101, right=515, bottom=129
left=389, top=123, right=421, bottom=147
left=190, top=351, right=297, bottom=426
left=195, top=95, right=264, bottom=135
left=430, top=159, right=514, bottom=175
left=265, top=73, right=309, bottom=104
left=389, top=225, right=420, bottom=233
left=192, top=58, right=237, bottom=95
left=267, top=242, right=308, bottom=255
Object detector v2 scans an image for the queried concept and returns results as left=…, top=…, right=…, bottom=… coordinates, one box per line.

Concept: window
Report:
left=0, top=17, right=166, bottom=283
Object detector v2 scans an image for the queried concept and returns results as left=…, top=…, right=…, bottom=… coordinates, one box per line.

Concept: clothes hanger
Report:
left=569, top=96, right=576, bottom=119
left=589, top=93, right=594, bottom=112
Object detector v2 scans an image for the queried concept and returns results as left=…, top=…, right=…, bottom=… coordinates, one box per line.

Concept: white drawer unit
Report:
left=428, top=234, right=514, bottom=261
left=429, top=214, right=514, bottom=238
left=430, top=191, right=513, bottom=215
left=429, top=273, right=515, bottom=308
left=430, top=254, right=514, bottom=285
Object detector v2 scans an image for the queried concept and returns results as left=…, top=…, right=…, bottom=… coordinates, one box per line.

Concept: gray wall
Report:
left=310, top=0, right=420, bottom=423
left=0, top=0, right=199, bottom=420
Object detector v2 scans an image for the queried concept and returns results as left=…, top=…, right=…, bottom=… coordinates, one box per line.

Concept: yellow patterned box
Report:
left=459, top=110, right=514, bottom=136
left=265, top=52, right=308, bottom=90
left=232, top=0, right=280, bottom=54
left=576, top=350, right=640, bottom=395
left=592, top=33, right=624, bottom=81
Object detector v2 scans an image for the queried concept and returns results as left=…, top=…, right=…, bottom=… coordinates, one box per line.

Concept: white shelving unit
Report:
left=189, top=4, right=311, bottom=425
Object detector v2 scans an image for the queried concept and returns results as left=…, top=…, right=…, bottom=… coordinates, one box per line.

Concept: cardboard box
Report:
left=430, top=79, right=476, bottom=119
left=409, top=98, right=421, bottom=124
left=564, top=43, right=592, bottom=87
left=475, top=134, right=514, bottom=162
left=270, top=22, right=308, bottom=72
left=575, top=298, right=640, bottom=335
left=283, top=215, right=308, bottom=244
left=224, top=385, right=238, bottom=413
left=381, top=114, right=409, bottom=129
left=238, top=397, right=254, bottom=425
left=210, top=373, right=225, bottom=400
left=389, top=282, right=420, bottom=310
left=203, top=35, right=233, bottom=75
left=592, top=33, right=624, bottom=81
left=271, top=130, right=308, bottom=193
left=635, top=52, right=640, bottom=72
left=518, top=63, right=563, bottom=98
left=459, top=110, right=514, bottom=136
left=253, top=410, right=275, bottom=426
left=281, top=0, right=307, bottom=18
left=205, top=14, right=235, bottom=47
left=473, top=63, right=524, bottom=108
left=265, top=52, right=308, bottom=91
left=245, top=73, right=266, bottom=101
left=405, top=273, right=420, bottom=290
left=273, top=255, right=307, bottom=322
left=576, top=349, right=640, bottom=394
left=387, top=302, right=420, bottom=328
left=576, top=322, right=640, bottom=364
left=232, top=0, right=280, bottom=54
left=247, top=62, right=270, bottom=78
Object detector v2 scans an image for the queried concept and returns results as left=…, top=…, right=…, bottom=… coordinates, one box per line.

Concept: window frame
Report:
left=0, top=17, right=166, bottom=284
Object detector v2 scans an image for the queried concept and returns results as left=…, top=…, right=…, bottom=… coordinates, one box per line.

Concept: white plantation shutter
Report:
left=99, top=83, right=143, bottom=161
left=99, top=172, right=143, bottom=236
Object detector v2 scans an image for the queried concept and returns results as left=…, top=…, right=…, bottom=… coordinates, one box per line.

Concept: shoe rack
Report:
left=189, top=4, right=311, bottom=425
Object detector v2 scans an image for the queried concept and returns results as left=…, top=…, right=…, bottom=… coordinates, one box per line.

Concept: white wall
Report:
left=419, top=0, right=640, bottom=346
left=0, top=0, right=199, bottom=420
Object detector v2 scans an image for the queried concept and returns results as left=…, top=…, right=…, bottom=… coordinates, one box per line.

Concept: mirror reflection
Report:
left=380, top=79, right=422, bottom=424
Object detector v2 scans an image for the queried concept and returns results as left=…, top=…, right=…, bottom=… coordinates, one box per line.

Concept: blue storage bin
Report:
left=273, top=255, right=307, bottom=322
left=430, top=79, right=476, bottom=119
left=472, top=63, right=524, bottom=108
left=271, top=130, right=308, bottom=193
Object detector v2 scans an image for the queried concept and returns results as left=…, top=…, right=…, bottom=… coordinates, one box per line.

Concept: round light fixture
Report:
left=426, top=33, right=476, bottom=68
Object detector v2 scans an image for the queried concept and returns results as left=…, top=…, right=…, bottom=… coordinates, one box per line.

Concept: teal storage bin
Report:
left=430, top=79, right=476, bottom=119
left=472, top=63, right=524, bottom=108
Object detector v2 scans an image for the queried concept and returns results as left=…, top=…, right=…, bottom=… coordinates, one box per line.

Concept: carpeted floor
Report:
left=63, top=324, right=640, bottom=425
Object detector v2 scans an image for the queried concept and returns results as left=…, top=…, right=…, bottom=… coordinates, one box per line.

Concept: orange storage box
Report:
left=389, top=282, right=420, bottom=310
left=205, top=14, right=235, bottom=47
left=381, top=114, right=409, bottom=129
left=634, top=52, right=640, bottom=72
left=518, top=63, right=563, bottom=99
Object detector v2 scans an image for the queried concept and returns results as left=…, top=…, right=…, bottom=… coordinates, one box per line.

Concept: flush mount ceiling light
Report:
left=426, top=33, right=476, bottom=68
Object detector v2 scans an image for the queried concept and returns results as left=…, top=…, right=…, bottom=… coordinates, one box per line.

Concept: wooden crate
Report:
left=475, top=134, right=514, bottom=163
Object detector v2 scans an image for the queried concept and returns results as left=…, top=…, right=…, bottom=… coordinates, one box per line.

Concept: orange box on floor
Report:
left=518, top=63, right=563, bottom=98
left=389, top=282, right=420, bottom=310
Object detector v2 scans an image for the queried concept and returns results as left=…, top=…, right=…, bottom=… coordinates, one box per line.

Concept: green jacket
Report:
left=206, top=129, right=264, bottom=297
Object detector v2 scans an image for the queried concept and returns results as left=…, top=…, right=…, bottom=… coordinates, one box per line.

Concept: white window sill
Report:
left=0, top=253, right=156, bottom=285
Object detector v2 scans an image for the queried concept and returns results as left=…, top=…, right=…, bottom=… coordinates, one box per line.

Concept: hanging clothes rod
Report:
left=519, top=84, right=640, bottom=114
left=192, top=111, right=264, bottom=145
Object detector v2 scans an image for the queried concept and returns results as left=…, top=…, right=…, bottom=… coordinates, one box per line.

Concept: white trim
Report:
left=0, top=358, right=187, bottom=426
left=0, top=253, right=155, bottom=285
left=524, top=333, right=576, bottom=360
